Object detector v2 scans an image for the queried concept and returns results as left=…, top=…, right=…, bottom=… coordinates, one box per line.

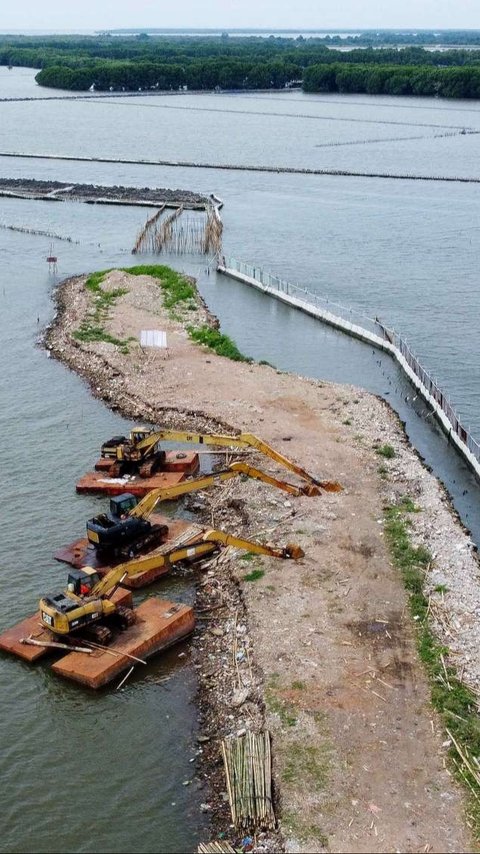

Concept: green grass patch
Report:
left=282, top=744, right=329, bottom=787
left=74, top=269, right=134, bottom=352
left=243, top=568, right=265, bottom=582
left=399, top=495, right=421, bottom=513
left=291, top=680, right=306, bottom=691
left=187, top=325, right=252, bottom=362
left=385, top=498, right=480, bottom=833
left=376, top=443, right=396, bottom=459
left=76, top=264, right=200, bottom=352
left=122, top=264, right=196, bottom=310
left=281, top=811, right=329, bottom=847
left=265, top=686, right=298, bottom=727
left=239, top=552, right=255, bottom=562
left=84, top=269, right=111, bottom=291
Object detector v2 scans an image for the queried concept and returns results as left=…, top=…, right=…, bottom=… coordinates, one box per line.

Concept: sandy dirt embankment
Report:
left=45, top=269, right=479, bottom=853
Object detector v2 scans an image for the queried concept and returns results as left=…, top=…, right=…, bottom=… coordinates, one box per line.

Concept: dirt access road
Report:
left=46, top=269, right=475, bottom=853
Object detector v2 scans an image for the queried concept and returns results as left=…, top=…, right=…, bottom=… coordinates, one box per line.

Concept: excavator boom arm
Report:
left=202, top=529, right=305, bottom=560
left=91, top=564, right=130, bottom=597
left=128, top=429, right=338, bottom=490
left=129, top=461, right=317, bottom=520
left=90, top=528, right=304, bottom=595
left=129, top=468, right=239, bottom=518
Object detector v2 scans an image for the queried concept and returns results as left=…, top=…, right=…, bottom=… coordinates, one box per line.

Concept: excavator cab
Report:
left=67, top=568, right=101, bottom=597
left=110, top=493, right=138, bottom=519
left=130, top=428, right=152, bottom=443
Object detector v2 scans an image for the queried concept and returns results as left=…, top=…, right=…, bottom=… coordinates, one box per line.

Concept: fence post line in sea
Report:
left=217, top=256, right=480, bottom=482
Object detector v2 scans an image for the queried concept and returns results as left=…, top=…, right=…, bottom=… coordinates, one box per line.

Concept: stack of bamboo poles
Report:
left=221, top=731, right=275, bottom=830
left=197, top=842, right=235, bottom=853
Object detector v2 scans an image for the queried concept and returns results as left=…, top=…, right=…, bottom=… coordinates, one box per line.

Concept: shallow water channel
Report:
left=0, top=218, right=210, bottom=854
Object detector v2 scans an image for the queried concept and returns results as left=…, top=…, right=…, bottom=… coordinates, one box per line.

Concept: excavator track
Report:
left=139, top=460, right=155, bottom=478
left=119, top=524, right=169, bottom=559
left=109, top=461, right=123, bottom=479
left=115, top=605, right=136, bottom=629
left=139, top=451, right=166, bottom=478
left=85, top=624, right=113, bottom=645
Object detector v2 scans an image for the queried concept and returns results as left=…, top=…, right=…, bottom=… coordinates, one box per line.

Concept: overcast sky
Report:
left=1, top=0, right=480, bottom=32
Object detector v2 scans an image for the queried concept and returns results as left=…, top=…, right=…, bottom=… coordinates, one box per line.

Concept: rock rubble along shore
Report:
left=45, top=266, right=479, bottom=853
left=0, top=178, right=210, bottom=207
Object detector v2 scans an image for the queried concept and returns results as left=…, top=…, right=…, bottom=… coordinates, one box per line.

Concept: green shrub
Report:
left=376, top=443, right=395, bottom=459
left=187, top=325, right=252, bottom=362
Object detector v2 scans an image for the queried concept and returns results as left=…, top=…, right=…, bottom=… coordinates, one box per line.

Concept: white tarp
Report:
left=140, top=329, right=167, bottom=349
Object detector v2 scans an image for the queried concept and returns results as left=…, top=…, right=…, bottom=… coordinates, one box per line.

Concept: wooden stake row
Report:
left=132, top=203, right=223, bottom=256
left=131, top=204, right=165, bottom=253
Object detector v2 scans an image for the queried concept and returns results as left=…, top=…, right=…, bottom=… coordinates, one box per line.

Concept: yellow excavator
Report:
left=99, top=426, right=339, bottom=493
left=40, top=530, right=304, bottom=643
left=86, top=460, right=317, bottom=558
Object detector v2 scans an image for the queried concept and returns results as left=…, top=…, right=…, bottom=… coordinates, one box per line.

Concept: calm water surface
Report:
left=0, top=66, right=479, bottom=853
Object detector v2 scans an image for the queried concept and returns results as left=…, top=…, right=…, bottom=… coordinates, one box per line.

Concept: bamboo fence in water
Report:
left=132, top=203, right=223, bottom=257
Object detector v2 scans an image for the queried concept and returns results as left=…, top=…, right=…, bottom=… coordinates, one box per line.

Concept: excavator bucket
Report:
left=299, top=483, right=321, bottom=497
left=285, top=543, right=305, bottom=560
left=318, top=480, right=343, bottom=493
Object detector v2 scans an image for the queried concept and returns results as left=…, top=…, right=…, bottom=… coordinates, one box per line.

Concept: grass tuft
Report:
left=75, top=269, right=134, bottom=351
left=376, top=443, right=396, bottom=459
left=385, top=498, right=480, bottom=833
left=243, top=568, right=265, bottom=582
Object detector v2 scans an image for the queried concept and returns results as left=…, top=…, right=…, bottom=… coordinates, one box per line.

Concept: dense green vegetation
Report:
left=2, top=33, right=480, bottom=98
left=304, top=61, right=480, bottom=98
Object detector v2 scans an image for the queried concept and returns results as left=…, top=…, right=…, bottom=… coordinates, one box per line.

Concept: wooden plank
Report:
left=75, top=470, right=186, bottom=497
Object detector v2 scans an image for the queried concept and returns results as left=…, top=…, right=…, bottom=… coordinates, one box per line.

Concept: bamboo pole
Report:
left=21, top=636, right=92, bottom=654
left=116, top=665, right=135, bottom=690
left=80, top=639, right=147, bottom=665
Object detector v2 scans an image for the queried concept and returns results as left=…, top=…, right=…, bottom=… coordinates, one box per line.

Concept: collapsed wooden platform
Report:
left=76, top=451, right=199, bottom=496
left=0, top=594, right=194, bottom=689
left=54, top=514, right=210, bottom=588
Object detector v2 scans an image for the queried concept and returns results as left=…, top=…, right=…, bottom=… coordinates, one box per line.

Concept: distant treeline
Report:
left=1, top=35, right=480, bottom=97
left=303, top=63, right=480, bottom=98
left=35, top=59, right=302, bottom=91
